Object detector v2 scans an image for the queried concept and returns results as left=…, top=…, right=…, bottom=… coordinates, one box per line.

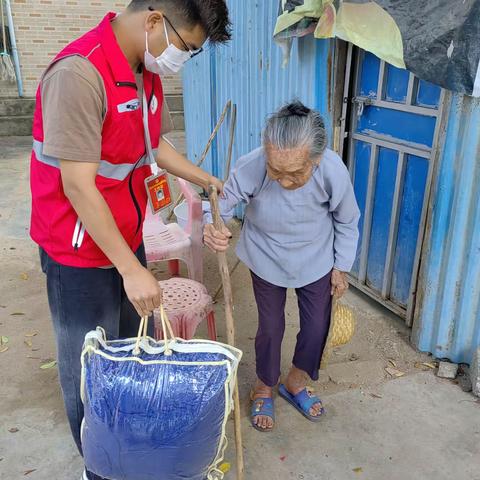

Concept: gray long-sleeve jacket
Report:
left=205, top=147, right=360, bottom=288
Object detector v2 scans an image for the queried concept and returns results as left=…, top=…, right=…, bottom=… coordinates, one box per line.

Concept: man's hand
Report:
left=203, top=223, right=232, bottom=253
left=122, top=265, right=162, bottom=317
left=207, top=175, right=224, bottom=195
left=331, top=269, right=349, bottom=298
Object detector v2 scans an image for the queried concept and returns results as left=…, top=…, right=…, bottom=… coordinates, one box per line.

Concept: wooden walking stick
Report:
left=209, top=185, right=245, bottom=480
left=213, top=258, right=241, bottom=302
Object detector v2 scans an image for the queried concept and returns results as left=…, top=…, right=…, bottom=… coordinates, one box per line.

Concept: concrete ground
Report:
left=0, top=136, right=479, bottom=480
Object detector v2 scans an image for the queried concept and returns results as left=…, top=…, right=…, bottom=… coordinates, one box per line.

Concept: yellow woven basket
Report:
left=320, top=299, right=356, bottom=369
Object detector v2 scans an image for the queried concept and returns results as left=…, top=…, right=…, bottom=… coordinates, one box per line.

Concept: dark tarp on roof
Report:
left=274, top=0, right=480, bottom=97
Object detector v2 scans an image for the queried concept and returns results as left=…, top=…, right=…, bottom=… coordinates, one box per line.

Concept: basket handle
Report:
left=132, top=304, right=175, bottom=356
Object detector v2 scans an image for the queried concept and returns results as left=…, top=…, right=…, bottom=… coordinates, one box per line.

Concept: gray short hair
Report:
left=262, top=101, right=327, bottom=160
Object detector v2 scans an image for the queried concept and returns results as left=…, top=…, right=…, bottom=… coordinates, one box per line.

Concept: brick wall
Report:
left=0, top=0, right=182, bottom=98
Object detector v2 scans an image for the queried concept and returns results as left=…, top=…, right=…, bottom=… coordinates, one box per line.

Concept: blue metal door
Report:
left=347, top=50, right=443, bottom=323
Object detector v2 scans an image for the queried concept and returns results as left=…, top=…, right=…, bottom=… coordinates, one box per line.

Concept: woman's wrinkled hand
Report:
left=331, top=269, right=349, bottom=298
left=203, top=223, right=232, bottom=253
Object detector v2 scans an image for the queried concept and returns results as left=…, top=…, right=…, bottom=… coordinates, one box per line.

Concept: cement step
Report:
left=0, top=97, right=35, bottom=136
left=0, top=95, right=183, bottom=116
left=0, top=115, right=33, bottom=136
left=0, top=97, right=35, bottom=117
left=169, top=111, right=185, bottom=131
left=0, top=113, right=185, bottom=137
left=164, top=94, right=183, bottom=113
left=0, top=94, right=184, bottom=136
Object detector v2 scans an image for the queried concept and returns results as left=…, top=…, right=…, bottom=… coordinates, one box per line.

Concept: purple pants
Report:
left=251, top=270, right=332, bottom=387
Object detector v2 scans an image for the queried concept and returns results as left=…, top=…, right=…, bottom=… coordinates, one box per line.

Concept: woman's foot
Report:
left=250, top=379, right=275, bottom=431
left=284, top=366, right=323, bottom=418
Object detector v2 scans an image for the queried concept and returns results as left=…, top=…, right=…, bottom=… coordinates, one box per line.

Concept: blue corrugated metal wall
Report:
left=182, top=2, right=480, bottom=366
left=183, top=0, right=333, bottom=179
left=413, top=94, right=480, bottom=364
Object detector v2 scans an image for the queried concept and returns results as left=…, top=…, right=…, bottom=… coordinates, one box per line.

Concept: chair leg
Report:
left=207, top=311, right=217, bottom=341
left=168, top=260, right=180, bottom=277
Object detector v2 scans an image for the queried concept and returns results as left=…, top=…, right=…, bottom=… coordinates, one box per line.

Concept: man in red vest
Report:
left=29, top=1, right=230, bottom=478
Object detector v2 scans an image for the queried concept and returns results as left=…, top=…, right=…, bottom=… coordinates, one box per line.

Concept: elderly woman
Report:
left=203, top=101, right=360, bottom=432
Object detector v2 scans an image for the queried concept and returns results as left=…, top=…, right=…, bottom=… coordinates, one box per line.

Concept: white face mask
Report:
left=144, top=18, right=191, bottom=75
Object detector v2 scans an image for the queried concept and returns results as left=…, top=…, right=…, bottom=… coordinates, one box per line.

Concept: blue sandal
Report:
left=250, top=395, right=275, bottom=432
left=278, top=384, right=325, bottom=422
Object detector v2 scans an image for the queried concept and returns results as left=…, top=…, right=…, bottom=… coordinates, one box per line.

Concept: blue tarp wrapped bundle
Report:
left=80, top=311, right=242, bottom=480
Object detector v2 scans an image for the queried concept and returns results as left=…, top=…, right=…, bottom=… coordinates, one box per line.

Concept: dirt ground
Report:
left=0, top=136, right=479, bottom=480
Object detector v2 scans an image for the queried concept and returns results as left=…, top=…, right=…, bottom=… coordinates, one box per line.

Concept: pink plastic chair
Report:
left=154, top=278, right=217, bottom=341
left=143, top=178, right=204, bottom=283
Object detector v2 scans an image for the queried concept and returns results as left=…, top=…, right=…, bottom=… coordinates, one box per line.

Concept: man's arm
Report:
left=155, top=137, right=223, bottom=192
left=60, top=160, right=161, bottom=317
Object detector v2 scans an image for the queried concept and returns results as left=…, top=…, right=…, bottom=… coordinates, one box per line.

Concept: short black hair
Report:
left=128, top=0, right=231, bottom=44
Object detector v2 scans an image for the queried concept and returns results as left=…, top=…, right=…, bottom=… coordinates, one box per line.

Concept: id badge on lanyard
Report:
left=142, top=87, right=172, bottom=214
left=144, top=170, right=172, bottom=213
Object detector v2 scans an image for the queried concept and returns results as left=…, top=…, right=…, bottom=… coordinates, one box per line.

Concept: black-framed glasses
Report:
left=148, top=8, right=204, bottom=59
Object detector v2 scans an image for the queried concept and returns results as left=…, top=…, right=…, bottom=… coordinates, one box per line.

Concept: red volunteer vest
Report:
left=30, top=12, right=163, bottom=267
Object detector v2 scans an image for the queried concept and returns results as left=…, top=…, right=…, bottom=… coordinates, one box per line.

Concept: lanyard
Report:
left=142, top=88, right=156, bottom=165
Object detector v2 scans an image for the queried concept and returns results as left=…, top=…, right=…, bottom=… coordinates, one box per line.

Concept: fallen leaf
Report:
left=31, top=348, right=40, bottom=352
left=0, top=346, right=9, bottom=353
left=353, top=467, right=363, bottom=473
left=458, top=399, right=480, bottom=405
left=370, top=393, right=383, bottom=399
left=20, top=273, right=29, bottom=281
left=388, top=359, right=397, bottom=368
left=9, top=427, right=19, bottom=433
left=40, top=360, right=57, bottom=370
left=422, top=362, right=437, bottom=369
left=10, top=312, right=25, bottom=316
left=25, top=332, right=38, bottom=338
left=24, top=470, right=36, bottom=476
left=219, top=463, right=231, bottom=474
left=1, top=336, right=9, bottom=345
left=385, top=367, right=406, bottom=378
left=24, top=339, right=33, bottom=348
left=280, top=455, right=287, bottom=462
